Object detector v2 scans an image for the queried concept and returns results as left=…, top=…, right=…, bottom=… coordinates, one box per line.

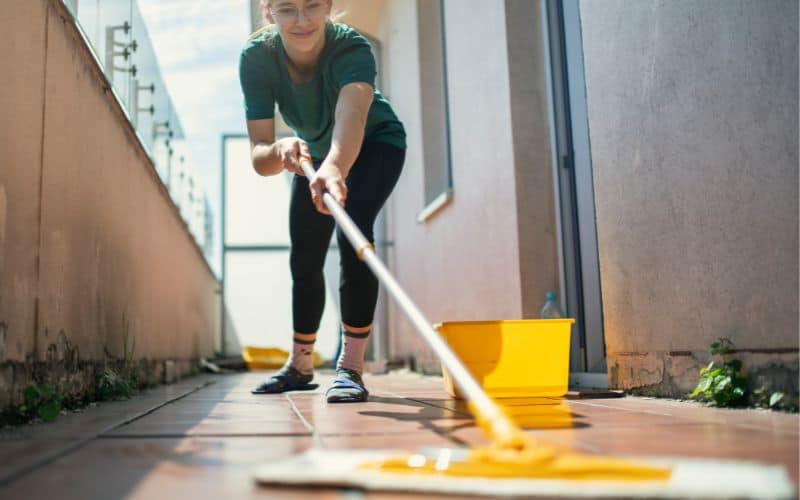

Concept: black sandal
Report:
left=251, top=366, right=318, bottom=394
left=326, top=368, right=369, bottom=403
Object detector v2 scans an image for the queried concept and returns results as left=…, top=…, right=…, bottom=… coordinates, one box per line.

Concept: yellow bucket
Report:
left=436, top=319, right=574, bottom=399
left=242, top=346, right=325, bottom=370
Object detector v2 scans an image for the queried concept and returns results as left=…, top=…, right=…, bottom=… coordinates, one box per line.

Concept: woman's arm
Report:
left=246, top=118, right=309, bottom=177
left=309, top=82, right=373, bottom=213
left=325, top=82, right=373, bottom=178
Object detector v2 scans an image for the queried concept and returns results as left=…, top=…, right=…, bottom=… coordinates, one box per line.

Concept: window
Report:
left=416, top=0, right=453, bottom=222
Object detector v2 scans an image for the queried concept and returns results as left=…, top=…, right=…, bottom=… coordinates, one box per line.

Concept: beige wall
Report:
left=579, top=0, right=798, bottom=392
left=244, top=1, right=797, bottom=395
left=374, top=0, right=560, bottom=370
left=505, top=0, right=560, bottom=319
left=335, top=0, right=385, bottom=39
left=0, top=0, right=219, bottom=411
left=364, top=0, right=798, bottom=392
left=0, top=0, right=46, bottom=368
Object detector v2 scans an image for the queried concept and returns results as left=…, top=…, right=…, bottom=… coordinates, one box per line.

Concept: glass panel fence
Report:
left=61, top=0, right=212, bottom=261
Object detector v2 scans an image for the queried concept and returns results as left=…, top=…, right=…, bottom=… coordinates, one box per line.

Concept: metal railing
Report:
left=61, top=0, right=214, bottom=260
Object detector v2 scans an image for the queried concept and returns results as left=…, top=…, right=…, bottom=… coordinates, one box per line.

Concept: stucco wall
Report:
left=0, top=0, right=46, bottom=373
left=0, top=0, right=219, bottom=412
left=335, top=0, right=385, bottom=39
left=579, top=0, right=798, bottom=393
left=378, top=0, right=560, bottom=370
left=505, top=0, right=560, bottom=319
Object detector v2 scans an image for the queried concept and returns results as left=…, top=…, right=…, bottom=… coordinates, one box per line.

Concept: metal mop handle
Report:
left=299, top=157, right=527, bottom=450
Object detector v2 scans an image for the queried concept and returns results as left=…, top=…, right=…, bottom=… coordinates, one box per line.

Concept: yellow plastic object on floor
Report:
left=242, top=346, right=324, bottom=370
left=437, top=319, right=574, bottom=399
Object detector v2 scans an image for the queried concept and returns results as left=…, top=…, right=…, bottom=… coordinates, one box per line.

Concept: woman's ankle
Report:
left=336, top=325, right=370, bottom=374
left=290, top=331, right=317, bottom=375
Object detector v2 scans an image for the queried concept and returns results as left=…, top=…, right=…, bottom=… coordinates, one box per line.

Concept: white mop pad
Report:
left=253, top=449, right=795, bottom=499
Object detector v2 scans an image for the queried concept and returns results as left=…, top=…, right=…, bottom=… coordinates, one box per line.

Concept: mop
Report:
left=253, top=157, right=795, bottom=499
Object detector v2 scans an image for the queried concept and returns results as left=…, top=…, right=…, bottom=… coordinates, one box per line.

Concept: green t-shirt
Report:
left=239, top=23, right=406, bottom=162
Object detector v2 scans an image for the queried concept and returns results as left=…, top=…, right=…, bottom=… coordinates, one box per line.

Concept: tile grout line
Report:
left=717, top=422, right=800, bottom=437
left=570, top=400, right=674, bottom=416
left=392, top=392, right=607, bottom=453
left=394, top=394, right=620, bottom=455
left=385, top=392, right=798, bottom=445
left=0, top=379, right=215, bottom=488
left=378, top=390, right=474, bottom=417
left=99, top=380, right=217, bottom=434
left=101, top=432, right=315, bottom=439
left=580, top=419, right=800, bottom=437
left=376, top=390, right=472, bottom=447
left=571, top=401, right=800, bottom=435
left=372, top=389, right=463, bottom=411
left=100, top=430, right=471, bottom=439
left=405, top=393, right=800, bottom=439
left=285, top=394, right=325, bottom=449
left=527, top=430, right=602, bottom=454
left=395, top=394, right=471, bottom=417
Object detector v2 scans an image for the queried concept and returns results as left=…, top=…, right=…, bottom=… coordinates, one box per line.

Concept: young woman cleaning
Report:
left=239, top=0, right=406, bottom=402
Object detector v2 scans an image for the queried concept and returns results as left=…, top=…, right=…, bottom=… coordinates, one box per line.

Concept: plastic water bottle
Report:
left=540, top=291, right=563, bottom=319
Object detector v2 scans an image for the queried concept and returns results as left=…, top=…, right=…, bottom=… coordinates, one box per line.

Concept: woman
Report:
left=239, top=0, right=406, bottom=403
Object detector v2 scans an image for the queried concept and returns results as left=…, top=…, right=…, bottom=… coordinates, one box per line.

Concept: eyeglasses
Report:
left=269, top=2, right=328, bottom=24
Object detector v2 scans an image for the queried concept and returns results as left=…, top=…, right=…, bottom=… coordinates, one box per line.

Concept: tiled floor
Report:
left=0, top=371, right=797, bottom=499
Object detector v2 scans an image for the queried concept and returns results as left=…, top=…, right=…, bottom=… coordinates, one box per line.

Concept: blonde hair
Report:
left=247, top=0, right=345, bottom=41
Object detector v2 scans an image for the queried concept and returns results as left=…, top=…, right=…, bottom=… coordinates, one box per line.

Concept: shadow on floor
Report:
left=360, top=395, right=589, bottom=446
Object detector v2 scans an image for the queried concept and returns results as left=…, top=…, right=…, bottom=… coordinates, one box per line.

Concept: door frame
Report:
left=543, top=0, right=607, bottom=386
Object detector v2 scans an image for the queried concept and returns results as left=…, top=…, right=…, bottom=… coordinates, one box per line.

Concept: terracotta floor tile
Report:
left=0, top=437, right=79, bottom=485
left=410, top=397, right=596, bottom=432
left=106, top=387, right=312, bottom=437
left=442, top=423, right=580, bottom=454
left=571, top=398, right=800, bottom=435
left=107, top=418, right=310, bottom=437
left=1, top=437, right=318, bottom=500
left=526, top=422, right=799, bottom=484
left=289, top=393, right=469, bottom=437
left=0, top=378, right=213, bottom=485
left=550, top=407, right=683, bottom=429
left=364, top=493, right=476, bottom=500
left=322, top=431, right=457, bottom=450
left=106, top=408, right=311, bottom=436
left=3, top=372, right=798, bottom=497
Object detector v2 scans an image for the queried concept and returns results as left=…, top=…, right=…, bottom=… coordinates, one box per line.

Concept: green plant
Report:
left=96, top=313, right=138, bottom=400
left=690, top=338, right=747, bottom=407
left=751, top=386, right=785, bottom=408
left=95, top=367, right=135, bottom=401
left=4, top=316, right=158, bottom=427
left=752, top=386, right=799, bottom=412
left=19, top=383, right=64, bottom=422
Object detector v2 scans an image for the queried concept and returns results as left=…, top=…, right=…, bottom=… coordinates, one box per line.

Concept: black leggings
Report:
left=290, top=141, right=405, bottom=333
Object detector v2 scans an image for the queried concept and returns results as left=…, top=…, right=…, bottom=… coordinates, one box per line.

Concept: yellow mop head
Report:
left=254, top=448, right=795, bottom=498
